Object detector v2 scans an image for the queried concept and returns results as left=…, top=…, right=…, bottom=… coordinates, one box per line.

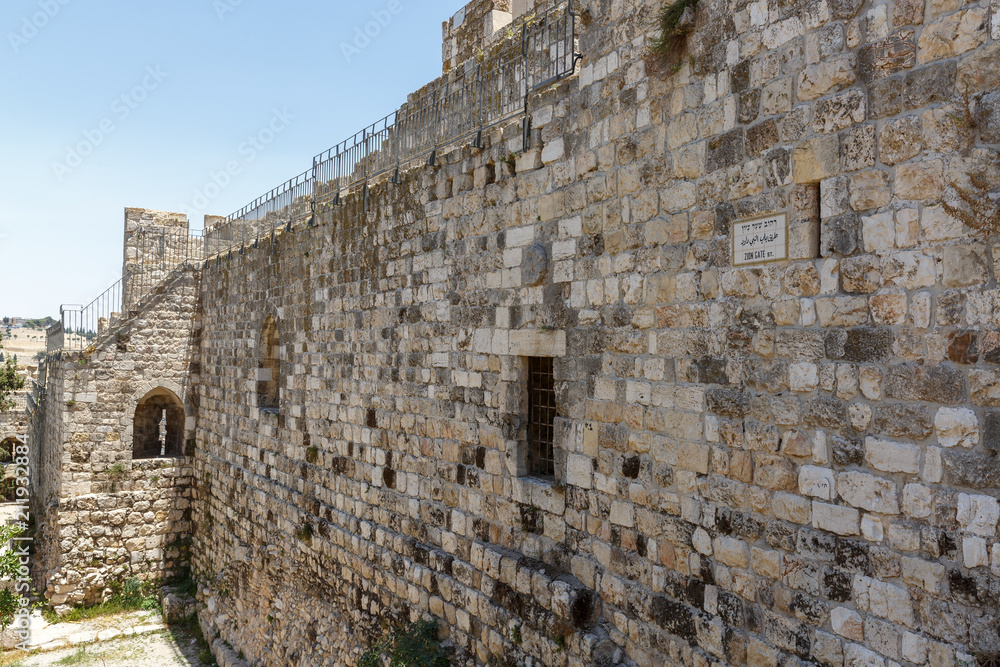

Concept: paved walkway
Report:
left=5, top=628, right=210, bottom=666
left=1, top=610, right=213, bottom=666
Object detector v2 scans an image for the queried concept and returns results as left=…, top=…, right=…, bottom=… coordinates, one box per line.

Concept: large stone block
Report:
left=797, top=54, right=857, bottom=101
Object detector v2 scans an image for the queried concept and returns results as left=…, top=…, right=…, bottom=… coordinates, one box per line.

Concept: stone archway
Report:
left=131, top=387, right=184, bottom=459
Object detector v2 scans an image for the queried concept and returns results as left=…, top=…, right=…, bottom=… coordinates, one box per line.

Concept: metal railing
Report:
left=206, top=0, right=580, bottom=257
left=48, top=3, right=581, bottom=356
left=56, top=227, right=204, bottom=352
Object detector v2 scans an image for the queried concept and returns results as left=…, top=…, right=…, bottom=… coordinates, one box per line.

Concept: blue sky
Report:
left=0, top=0, right=460, bottom=317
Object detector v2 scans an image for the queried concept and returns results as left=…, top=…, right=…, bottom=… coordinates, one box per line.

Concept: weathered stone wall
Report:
left=28, top=0, right=1000, bottom=663
left=188, top=0, right=1000, bottom=663
left=33, top=255, right=202, bottom=609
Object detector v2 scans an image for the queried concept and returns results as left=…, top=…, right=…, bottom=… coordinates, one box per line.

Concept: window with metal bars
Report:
left=526, top=356, right=556, bottom=478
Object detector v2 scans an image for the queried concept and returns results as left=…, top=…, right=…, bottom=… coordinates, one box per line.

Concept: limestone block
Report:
left=882, top=252, right=936, bottom=289
left=865, top=437, right=921, bottom=474
left=515, top=149, right=542, bottom=172
left=790, top=363, right=819, bottom=392
left=849, top=170, right=891, bottom=212
left=814, top=90, right=867, bottom=134
left=895, top=160, right=944, bottom=201
left=609, top=501, right=634, bottom=528
left=763, top=16, right=805, bottom=49
left=831, top=607, right=864, bottom=641
left=902, top=483, right=933, bottom=519
left=797, top=54, right=857, bottom=101
left=956, top=493, right=999, bottom=536
left=853, top=575, right=914, bottom=626
left=541, top=138, right=564, bottom=165
left=838, top=470, right=900, bottom=514
left=942, top=243, right=989, bottom=288
left=799, top=465, right=835, bottom=499
left=935, top=407, right=979, bottom=448
left=813, top=501, right=861, bottom=535
left=879, top=115, right=922, bottom=165
left=815, top=297, right=869, bottom=326
left=862, top=514, right=884, bottom=541
left=844, top=643, right=886, bottom=666
left=902, top=632, right=929, bottom=664
left=841, top=255, right=882, bottom=293
left=714, top=536, right=750, bottom=568
left=762, top=78, right=793, bottom=115
left=794, top=134, right=841, bottom=182
left=964, top=536, right=989, bottom=568
left=917, top=9, right=989, bottom=64
left=842, top=124, right=876, bottom=172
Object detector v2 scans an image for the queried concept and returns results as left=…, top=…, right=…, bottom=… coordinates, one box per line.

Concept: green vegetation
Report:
left=59, top=578, right=160, bottom=623
left=54, top=647, right=91, bottom=665
left=20, top=317, right=57, bottom=330
left=0, top=524, right=27, bottom=628
left=0, top=333, right=25, bottom=411
left=106, top=463, right=127, bottom=480
left=360, top=619, right=451, bottom=667
left=647, top=0, right=700, bottom=68
left=296, top=523, right=314, bottom=544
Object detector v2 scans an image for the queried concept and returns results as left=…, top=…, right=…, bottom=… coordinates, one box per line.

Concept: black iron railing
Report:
left=55, top=228, right=204, bottom=352
left=206, top=0, right=580, bottom=257
left=50, top=3, right=581, bottom=356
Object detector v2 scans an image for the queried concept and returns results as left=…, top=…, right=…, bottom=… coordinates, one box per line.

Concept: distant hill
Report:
left=2, top=316, right=57, bottom=330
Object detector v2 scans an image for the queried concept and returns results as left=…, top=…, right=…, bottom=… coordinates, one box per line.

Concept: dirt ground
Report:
left=0, top=328, right=47, bottom=362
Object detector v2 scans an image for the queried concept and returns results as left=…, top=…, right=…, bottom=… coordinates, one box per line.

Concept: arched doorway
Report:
left=132, top=388, right=184, bottom=459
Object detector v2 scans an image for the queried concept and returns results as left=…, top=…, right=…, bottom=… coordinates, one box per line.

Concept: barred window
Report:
left=526, top=357, right=556, bottom=478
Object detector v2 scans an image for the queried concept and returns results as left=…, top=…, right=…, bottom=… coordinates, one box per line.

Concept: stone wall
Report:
left=29, top=0, right=1000, bottom=663
left=187, top=0, right=1000, bottom=663
left=32, top=255, right=201, bottom=609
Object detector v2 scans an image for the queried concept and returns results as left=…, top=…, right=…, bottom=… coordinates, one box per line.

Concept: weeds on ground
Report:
left=59, top=578, right=160, bottom=623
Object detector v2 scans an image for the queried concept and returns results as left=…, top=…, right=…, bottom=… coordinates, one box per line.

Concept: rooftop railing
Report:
left=206, top=0, right=580, bottom=258
left=55, top=227, right=204, bottom=352
left=50, top=3, right=581, bottom=358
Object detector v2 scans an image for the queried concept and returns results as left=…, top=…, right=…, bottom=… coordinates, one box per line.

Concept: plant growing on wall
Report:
left=359, top=619, right=451, bottom=667
left=943, top=153, right=1000, bottom=235
left=646, top=0, right=699, bottom=73
left=0, top=334, right=25, bottom=412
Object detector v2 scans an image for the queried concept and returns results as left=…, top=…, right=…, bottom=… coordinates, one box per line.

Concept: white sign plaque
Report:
left=732, top=212, right=788, bottom=266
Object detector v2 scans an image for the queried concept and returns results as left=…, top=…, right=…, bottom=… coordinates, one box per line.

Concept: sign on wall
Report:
left=732, top=212, right=788, bottom=267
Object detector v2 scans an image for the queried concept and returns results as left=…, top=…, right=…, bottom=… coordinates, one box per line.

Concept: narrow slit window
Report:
left=258, top=315, right=281, bottom=411
left=527, top=357, right=556, bottom=478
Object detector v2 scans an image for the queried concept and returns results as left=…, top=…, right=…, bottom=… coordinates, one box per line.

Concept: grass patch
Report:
left=60, top=578, right=160, bottom=623
left=55, top=647, right=91, bottom=665
left=0, top=649, right=39, bottom=667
